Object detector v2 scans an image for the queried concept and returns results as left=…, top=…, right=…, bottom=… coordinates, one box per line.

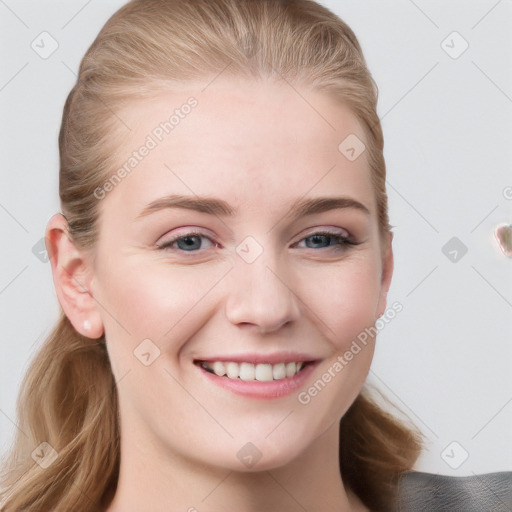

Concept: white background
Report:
left=1, top=0, right=511, bottom=477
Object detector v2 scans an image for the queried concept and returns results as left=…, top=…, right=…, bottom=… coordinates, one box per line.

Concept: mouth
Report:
left=193, top=356, right=318, bottom=399
left=194, top=360, right=311, bottom=382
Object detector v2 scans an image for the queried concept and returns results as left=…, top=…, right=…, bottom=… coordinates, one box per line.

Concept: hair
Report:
left=0, top=1, right=423, bottom=510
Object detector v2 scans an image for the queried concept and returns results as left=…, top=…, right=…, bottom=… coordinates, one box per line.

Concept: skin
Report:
left=47, top=75, right=393, bottom=512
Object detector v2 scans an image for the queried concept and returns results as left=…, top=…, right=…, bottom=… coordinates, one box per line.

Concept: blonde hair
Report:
left=0, top=1, right=422, bottom=510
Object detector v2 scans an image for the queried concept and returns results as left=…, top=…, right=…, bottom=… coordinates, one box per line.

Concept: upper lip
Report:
left=194, top=353, right=320, bottom=365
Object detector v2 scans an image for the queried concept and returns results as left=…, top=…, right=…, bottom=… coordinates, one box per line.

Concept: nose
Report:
left=224, top=253, right=301, bottom=334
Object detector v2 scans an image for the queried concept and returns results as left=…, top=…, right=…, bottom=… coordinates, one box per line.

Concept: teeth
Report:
left=240, top=362, right=255, bottom=381
left=226, top=362, right=239, bottom=379
left=272, top=362, right=286, bottom=380
left=212, top=361, right=226, bottom=377
left=286, top=362, right=297, bottom=377
left=255, top=363, right=273, bottom=382
left=200, top=361, right=306, bottom=381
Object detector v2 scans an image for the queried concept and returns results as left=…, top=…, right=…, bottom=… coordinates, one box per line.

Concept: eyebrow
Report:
left=137, top=194, right=371, bottom=219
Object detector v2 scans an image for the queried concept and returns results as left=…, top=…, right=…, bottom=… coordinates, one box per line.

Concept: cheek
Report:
left=296, top=256, right=382, bottom=349
left=292, top=262, right=380, bottom=418
left=95, top=259, right=231, bottom=366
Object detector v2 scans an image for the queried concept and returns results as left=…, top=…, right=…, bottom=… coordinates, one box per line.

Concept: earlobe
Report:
left=45, top=213, right=104, bottom=339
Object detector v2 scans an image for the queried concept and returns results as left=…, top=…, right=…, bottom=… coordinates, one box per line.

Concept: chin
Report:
left=216, top=429, right=318, bottom=473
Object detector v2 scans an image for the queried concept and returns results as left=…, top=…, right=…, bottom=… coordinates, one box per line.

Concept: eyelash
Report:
left=157, top=229, right=358, bottom=254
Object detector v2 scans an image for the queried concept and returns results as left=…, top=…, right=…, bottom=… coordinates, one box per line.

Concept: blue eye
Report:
left=295, top=231, right=354, bottom=250
left=157, top=232, right=216, bottom=252
left=157, top=230, right=355, bottom=254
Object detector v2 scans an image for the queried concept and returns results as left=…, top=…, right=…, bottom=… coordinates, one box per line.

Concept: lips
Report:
left=193, top=352, right=319, bottom=398
left=197, top=360, right=307, bottom=381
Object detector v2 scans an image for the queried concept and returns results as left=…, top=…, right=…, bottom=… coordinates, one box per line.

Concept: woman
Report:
left=0, top=1, right=422, bottom=510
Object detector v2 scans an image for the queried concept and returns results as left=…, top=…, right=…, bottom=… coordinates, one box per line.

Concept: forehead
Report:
left=103, top=76, right=375, bottom=218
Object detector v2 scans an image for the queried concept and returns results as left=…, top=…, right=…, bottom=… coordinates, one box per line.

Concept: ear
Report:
left=375, top=230, right=394, bottom=319
left=45, top=214, right=104, bottom=339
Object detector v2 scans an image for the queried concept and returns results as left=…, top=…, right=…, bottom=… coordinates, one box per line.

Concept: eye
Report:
left=156, top=228, right=358, bottom=254
left=157, top=230, right=218, bottom=252
left=294, top=230, right=357, bottom=251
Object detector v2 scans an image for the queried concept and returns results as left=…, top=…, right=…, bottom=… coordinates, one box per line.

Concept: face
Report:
left=88, top=76, right=392, bottom=471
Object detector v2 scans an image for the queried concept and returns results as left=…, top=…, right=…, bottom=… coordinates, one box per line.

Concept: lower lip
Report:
left=196, top=362, right=318, bottom=399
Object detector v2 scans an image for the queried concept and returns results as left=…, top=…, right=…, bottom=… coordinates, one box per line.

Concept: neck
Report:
left=105, top=422, right=365, bottom=512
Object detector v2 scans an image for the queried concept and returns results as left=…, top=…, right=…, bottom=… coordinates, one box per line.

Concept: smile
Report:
left=194, top=356, right=318, bottom=399
left=198, top=361, right=307, bottom=381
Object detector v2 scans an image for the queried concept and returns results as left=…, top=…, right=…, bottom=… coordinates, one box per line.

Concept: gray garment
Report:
left=396, top=471, right=512, bottom=512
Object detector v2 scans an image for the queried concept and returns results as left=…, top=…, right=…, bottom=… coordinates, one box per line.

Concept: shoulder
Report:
left=396, top=470, right=512, bottom=512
